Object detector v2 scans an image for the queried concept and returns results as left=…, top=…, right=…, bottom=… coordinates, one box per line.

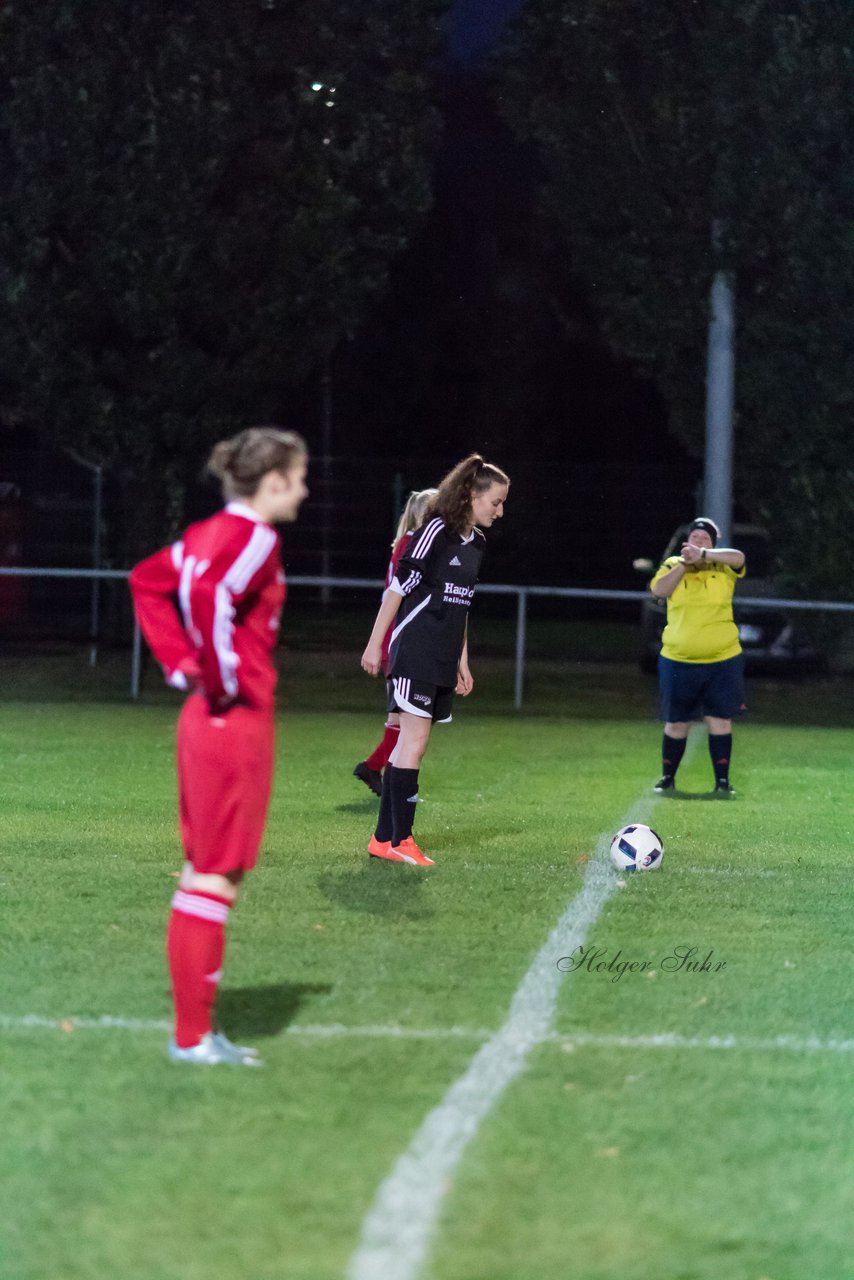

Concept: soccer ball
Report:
left=610, top=824, right=664, bottom=873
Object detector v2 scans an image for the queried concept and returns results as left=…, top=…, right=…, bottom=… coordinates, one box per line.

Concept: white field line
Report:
left=454, top=863, right=781, bottom=878
left=548, top=1031, right=854, bottom=1053
left=671, top=865, right=779, bottom=879
left=0, top=1013, right=173, bottom=1032
left=344, top=794, right=660, bottom=1280
left=292, top=1027, right=854, bottom=1053
left=1, top=1015, right=850, bottom=1055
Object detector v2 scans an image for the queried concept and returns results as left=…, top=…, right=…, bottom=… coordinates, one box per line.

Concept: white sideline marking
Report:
left=288, top=1027, right=854, bottom=1054
left=0, top=1013, right=173, bottom=1032
left=345, top=797, right=658, bottom=1280
left=455, top=863, right=781, bottom=879
left=286, top=1022, right=485, bottom=1041
left=550, top=1031, right=854, bottom=1053
left=1, top=1015, right=850, bottom=1055
left=672, top=865, right=779, bottom=879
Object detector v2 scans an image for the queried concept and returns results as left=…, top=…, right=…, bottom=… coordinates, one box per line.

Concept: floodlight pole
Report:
left=703, top=223, right=735, bottom=544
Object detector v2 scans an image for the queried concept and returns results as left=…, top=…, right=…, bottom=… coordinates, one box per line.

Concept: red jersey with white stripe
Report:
left=129, top=502, right=285, bottom=712
left=380, top=532, right=414, bottom=674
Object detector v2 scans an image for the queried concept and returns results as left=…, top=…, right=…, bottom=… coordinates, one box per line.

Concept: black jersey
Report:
left=388, top=517, right=485, bottom=686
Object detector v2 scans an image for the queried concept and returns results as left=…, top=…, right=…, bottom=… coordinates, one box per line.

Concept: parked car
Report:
left=633, top=523, right=825, bottom=673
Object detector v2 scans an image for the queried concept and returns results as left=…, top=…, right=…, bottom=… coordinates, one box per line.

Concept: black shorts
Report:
left=658, top=654, right=746, bottom=722
left=388, top=677, right=454, bottom=723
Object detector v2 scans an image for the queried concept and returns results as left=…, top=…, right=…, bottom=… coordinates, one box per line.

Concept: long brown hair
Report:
left=208, top=426, right=307, bottom=499
left=429, top=454, right=509, bottom=535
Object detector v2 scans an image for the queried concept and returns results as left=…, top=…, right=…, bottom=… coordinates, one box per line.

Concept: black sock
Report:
left=662, top=733, right=687, bottom=778
left=375, top=768, right=393, bottom=842
left=708, top=733, right=732, bottom=785
left=389, top=766, right=419, bottom=846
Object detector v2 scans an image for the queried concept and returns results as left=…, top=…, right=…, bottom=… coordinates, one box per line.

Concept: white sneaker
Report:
left=168, top=1031, right=263, bottom=1067
left=211, top=1031, right=263, bottom=1065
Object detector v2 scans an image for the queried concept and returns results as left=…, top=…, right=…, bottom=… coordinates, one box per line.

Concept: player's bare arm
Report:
left=361, top=590, right=403, bottom=675
left=703, top=546, right=745, bottom=569
left=456, top=627, right=473, bottom=695
left=681, top=542, right=745, bottom=570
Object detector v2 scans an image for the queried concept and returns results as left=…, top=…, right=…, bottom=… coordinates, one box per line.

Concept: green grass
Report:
left=1, top=687, right=852, bottom=1280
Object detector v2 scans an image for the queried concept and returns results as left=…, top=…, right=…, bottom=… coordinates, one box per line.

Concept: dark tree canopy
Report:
left=496, top=0, right=854, bottom=595
left=0, top=0, right=447, bottom=556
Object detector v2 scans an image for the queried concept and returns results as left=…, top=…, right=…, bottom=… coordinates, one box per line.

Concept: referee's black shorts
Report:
left=658, top=653, right=746, bottom=722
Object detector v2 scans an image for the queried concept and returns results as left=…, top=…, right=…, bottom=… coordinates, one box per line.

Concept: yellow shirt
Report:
left=651, top=556, right=746, bottom=664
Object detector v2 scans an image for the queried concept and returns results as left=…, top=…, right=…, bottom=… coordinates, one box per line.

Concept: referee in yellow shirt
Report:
left=650, top=517, right=746, bottom=796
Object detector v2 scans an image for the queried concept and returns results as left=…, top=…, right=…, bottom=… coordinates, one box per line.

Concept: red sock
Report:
left=365, top=724, right=400, bottom=772
left=166, top=890, right=230, bottom=1049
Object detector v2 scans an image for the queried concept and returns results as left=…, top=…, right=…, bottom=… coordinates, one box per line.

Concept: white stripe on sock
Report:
left=171, top=891, right=229, bottom=925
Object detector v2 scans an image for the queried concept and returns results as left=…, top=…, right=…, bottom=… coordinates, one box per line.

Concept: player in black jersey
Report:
left=360, top=453, right=510, bottom=866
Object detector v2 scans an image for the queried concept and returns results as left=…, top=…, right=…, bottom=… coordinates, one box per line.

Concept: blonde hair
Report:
left=208, top=426, right=307, bottom=499
left=394, top=488, right=438, bottom=544
left=428, top=454, right=510, bottom=535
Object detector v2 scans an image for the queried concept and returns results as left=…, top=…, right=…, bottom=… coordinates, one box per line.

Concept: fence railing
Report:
left=1, top=566, right=854, bottom=708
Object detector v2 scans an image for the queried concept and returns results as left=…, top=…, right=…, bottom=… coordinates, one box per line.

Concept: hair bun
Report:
left=207, top=426, right=307, bottom=498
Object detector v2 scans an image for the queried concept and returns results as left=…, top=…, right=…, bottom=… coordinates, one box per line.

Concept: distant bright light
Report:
left=325, top=100, right=335, bottom=107
left=311, top=82, right=323, bottom=92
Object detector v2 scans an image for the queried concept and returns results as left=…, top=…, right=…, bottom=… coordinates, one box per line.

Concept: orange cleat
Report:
left=368, top=835, right=407, bottom=863
left=390, top=837, right=435, bottom=867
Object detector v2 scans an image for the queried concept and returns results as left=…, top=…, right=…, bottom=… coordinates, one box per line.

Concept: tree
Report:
left=0, top=0, right=446, bottom=558
left=495, top=1, right=854, bottom=595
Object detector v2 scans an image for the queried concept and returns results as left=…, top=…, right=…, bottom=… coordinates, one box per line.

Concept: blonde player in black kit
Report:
left=360, top=454, right=510, bottom=866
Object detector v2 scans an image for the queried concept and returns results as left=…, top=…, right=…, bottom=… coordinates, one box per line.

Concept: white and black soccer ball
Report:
left=610, top=824, right=664, bottom=873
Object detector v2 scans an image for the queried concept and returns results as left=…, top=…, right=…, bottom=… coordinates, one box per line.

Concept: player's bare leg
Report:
left=178, top=865, right=241, bottom=901
left=390, top=711, right=432, bottom=770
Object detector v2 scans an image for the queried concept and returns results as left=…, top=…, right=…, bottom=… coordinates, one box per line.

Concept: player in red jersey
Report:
left=130, top=427, right=308, bottom=1066
left=361, top=454, right=509, bottom=867
left=353, top=487, right=438, bottom=796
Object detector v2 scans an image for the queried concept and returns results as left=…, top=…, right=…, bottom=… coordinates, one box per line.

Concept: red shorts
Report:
left=176, top=694, right=275, bottom=876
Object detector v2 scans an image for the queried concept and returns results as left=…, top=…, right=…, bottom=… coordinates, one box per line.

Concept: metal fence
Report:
left=2, top=566, right=854, bottom=708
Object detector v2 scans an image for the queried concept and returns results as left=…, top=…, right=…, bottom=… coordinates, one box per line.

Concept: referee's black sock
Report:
left=389, top=766, right=419, bottom=846
left=662, top=733, right=687, bottom=779
left=375, top=768, right=394, bottom=842
left=708, top=733, right=732, bottom=785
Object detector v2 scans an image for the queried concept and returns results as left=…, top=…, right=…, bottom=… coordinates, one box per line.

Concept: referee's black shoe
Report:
left=714, top=780, right=736, bottom=797
left=653, top=775, right=675, bottom=793
left=353, top=761, right=383, bottom=797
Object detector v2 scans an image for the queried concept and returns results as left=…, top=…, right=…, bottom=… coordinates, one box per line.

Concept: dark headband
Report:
left=687, top=518, right=719, bottom=546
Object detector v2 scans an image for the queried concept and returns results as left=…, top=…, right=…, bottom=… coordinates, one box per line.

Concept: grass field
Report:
left=1, top=665, right=853, bottom=1280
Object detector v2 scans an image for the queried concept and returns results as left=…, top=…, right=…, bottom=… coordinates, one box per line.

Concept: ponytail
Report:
left=393, top=487, right=439, bottom=544
left=429, top=454, right=510, bottom=535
